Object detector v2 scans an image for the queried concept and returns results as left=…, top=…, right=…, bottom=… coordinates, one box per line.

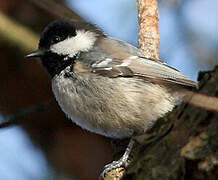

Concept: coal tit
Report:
left=26, top=20, right=197, bottom=178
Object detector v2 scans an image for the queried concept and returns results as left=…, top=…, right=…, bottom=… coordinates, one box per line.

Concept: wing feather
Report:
left=128, top=58, right=198, bottom=87
left=92, top=37, right=198, bottom=88
left=92, top=57, right=198, bottom=88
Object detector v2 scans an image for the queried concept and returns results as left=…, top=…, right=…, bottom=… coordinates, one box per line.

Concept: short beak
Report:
left=25, top=49, right=45, bottom=59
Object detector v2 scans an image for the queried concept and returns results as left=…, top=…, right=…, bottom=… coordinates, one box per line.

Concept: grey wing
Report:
left=127, top=57, right=198, bottom=87
left=92, top=56, right=198, bottom=88
left=92, top=37, right=198, bottom=88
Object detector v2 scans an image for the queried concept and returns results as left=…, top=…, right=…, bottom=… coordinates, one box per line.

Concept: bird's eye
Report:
left=52, top=36, right=61, bottom=43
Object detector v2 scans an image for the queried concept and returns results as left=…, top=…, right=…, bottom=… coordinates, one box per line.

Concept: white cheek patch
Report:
left=50, top=30, right=97, bottom=58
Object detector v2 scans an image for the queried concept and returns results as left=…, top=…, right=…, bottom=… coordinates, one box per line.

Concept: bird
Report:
left=26, top=20, right=198, bottom=179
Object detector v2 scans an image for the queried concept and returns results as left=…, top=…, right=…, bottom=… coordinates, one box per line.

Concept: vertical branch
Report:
left=138, top=0, right=160, bottom=60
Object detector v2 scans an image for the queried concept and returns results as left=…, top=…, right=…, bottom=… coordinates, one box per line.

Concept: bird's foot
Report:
left=100, top=157, right=129, bottom=179
left=99, top=138, right=135, bottom=180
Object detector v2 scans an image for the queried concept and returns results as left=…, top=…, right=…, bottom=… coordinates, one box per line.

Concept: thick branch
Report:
left=138, top=0, right=160, bottom=60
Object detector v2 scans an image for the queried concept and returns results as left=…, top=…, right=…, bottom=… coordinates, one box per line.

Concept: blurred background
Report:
left=0, top=0, right=217, bottom=180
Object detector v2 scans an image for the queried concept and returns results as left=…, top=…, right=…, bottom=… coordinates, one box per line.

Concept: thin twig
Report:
left=138, top=0, right=160, bottom=60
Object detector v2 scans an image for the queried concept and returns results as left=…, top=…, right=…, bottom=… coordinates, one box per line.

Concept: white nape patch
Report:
left=92, top=58, right=112, bottom=68
left=50, top=30, right=97, bottom=58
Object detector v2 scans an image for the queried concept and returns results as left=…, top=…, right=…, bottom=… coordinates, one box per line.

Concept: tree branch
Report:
left=138, top=0, right=160, bottom=60
left=0, top=11, right=39, bottom=52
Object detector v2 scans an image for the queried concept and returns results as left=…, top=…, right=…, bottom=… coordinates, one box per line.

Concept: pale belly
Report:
left=51, top=72, right=178, bottom=139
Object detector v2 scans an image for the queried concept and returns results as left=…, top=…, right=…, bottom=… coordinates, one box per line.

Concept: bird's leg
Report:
left=100, top=138, right=135, bottom=179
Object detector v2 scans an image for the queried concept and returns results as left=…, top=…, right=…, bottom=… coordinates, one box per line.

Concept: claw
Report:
left=99, top=139, right=135, bottom=180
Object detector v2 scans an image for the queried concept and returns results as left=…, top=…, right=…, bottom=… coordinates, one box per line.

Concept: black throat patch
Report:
left=41, top=52, right=76, bottom=78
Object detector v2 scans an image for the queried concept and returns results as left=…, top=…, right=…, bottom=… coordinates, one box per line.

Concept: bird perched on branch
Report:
left=26, top=20, right=198, bottom=179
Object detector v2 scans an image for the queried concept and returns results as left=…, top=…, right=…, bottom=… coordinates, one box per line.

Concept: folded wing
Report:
left=92, top=56, right=198, bottom=88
